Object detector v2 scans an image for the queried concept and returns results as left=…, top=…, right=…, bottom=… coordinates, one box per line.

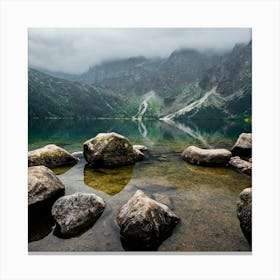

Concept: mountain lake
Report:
left=28, top=118, right=252, bottom=252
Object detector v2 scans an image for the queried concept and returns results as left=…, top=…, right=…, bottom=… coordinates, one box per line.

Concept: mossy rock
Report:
left=28, top=144, right=78, bottom=168
left=237, top=188, right=252, bottom=245
left=83, top=132, right=141, bottom=168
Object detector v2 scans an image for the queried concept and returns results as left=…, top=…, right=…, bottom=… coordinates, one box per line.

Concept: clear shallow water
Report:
left=28, top=118, right=252, bottom=252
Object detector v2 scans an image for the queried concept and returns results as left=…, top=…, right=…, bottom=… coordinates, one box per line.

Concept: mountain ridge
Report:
left=29, top=41, right=251, bottom=120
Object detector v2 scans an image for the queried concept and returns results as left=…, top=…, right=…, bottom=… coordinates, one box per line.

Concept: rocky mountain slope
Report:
left=28, top=69, right=127, bottom=119
left=29, top=41, right=251, bottom=120
left=160, top=41, right=252, bottom=120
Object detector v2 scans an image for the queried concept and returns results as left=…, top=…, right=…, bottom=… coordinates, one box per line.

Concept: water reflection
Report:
left=83, top=165, right=134, bottom=195
left=137, top=119, right=148, bottom=137
left=136, top=119, right=156, bottom=148
left=28, top=206, right=55, bottom=243
left=161, top=118, right=211, bottom=147
left=51, top=165, right=74, bottom=175
left=29, top=118, right=251, bottom=153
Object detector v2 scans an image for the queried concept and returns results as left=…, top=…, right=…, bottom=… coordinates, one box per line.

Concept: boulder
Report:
left=83, top=132, right=140, bottom=168
left=28, top=144, right=78, bottom=168
left=231, top=133, right=252, bottom=156
left=237, top=188, right=252, bottom=245
left=181, top=145, right=232, bottom=166
left=28, top=165, right=65, bottom=207
left=117, top=190, right=179, bottom=249
left=52, top=192, right=106, bottom=236
left=133, top=145, right=148, bottom=152
left=229, top=156, right=252, bottom=175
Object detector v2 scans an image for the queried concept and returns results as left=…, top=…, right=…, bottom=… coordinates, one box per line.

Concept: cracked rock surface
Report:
left=83, top=132, right=142, bottom=168
left=117, top=190, right=179, bottom=248
left=52, top=192, right=106, bottom=236
left=28, top=165, right=65, bottom=207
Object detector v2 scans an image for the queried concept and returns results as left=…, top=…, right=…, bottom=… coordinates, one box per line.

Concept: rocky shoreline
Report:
left=28, top=132, right=252, bottom=249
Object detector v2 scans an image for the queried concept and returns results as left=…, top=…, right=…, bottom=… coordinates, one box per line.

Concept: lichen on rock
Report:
left=28, top=144, right=78, bottom=168
left=28, top=165, right=65, bottom=207
left=83, top=132, right=143, bottom=168
left=52, top=192, right=106, bottom=237
left=117, top=190, right=179, bottom=249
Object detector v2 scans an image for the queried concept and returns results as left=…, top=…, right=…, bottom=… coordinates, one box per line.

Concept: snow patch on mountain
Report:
left=133, top=90, right=156, bottom=120
left=160, top=88, right=216, bottom=120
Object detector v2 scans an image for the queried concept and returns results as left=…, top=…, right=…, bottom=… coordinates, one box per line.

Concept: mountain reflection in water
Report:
left=29, top=118, right=251, bottom=153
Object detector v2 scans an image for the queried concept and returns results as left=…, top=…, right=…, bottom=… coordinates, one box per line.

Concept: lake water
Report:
left=28, top=118, right=252, bottom=252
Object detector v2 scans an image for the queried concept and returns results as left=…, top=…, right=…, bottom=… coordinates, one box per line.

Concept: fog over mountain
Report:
left=29, top=37, right=251, bottom=120
left=29, top=28, right=251, bottom=74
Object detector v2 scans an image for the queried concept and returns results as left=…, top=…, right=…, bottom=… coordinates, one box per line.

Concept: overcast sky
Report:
left=29, top=28, right=251, bottom=74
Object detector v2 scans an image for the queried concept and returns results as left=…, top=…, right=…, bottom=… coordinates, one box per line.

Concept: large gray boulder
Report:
left=231, top=133, right=252, bottom=156
left=229, top=156, right=252, bottom=175
left=52, top=192, right=105, bottom=236
left=28, top=144, right=78, bottom=168
left=28, top=165, right=65, bottom=207
left=117, top=190, right=179, bottom=248
left=181, top=145, right=232, bottom=166
left=237, top=188, right=252, bottom=245
left=83, top=132, right=143, bottom=168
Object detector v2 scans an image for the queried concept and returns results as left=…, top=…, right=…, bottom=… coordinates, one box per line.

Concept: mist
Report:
left=28, top=28, right=251, bottom=74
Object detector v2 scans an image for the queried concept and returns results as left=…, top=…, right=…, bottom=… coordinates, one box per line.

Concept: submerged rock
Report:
left=83, top=132, right=141, bottom=168
left=231, top=133, right=252, bottom=157
left=181, top=145, right=232, bottom=166
left=117, top=190, right=179, bottom=249
left=52, top=192, right=106, bottom=237
left=28, top=165, right=65, bottom=207
left=28, top=144, right=78, bottom=168
left=229, top=156, right=252, bottom=175
left=237, top=188, right=252, bottom=245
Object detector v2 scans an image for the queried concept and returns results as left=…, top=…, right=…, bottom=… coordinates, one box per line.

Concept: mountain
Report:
left=77, top=50, right=221, bottom=95
left=160, top=41, right=252, bottom=120
left=29, top=41, right=251, bottom=120
left=29, top=66, right=80, bottom=82
left=28, top=68, right=127, bottom=119
left=199, top=42, right=251, bottom=96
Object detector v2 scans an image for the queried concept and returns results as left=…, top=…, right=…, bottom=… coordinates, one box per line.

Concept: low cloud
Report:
left=29, top=28, right=251, bottom=74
